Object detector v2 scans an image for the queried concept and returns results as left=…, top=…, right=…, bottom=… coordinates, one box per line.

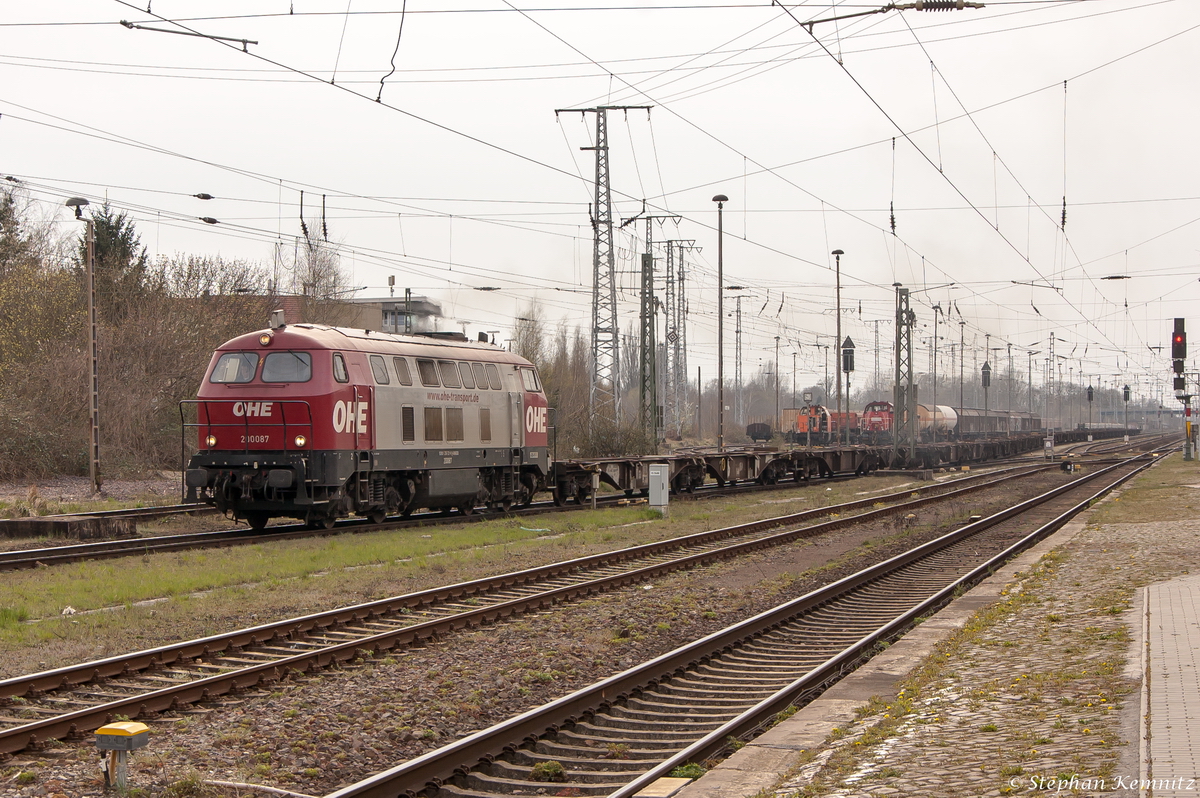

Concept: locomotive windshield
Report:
left=262, top=351, right=312, bottom=383
left=210, top=352, right=258, bottom=383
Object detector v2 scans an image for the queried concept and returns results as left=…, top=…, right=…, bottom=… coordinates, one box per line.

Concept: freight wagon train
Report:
left=777, top=400, right=1042, bottom=445
left=183, top=318, right=550, bottom=530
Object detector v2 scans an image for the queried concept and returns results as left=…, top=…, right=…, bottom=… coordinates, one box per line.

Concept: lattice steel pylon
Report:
left=663, top=240, right=696, bottom=438
left=555, top=105, right=652, bottom=431
left=730, top=294, right=751, bottom=425
left=892, top=286, right=918, bottom=465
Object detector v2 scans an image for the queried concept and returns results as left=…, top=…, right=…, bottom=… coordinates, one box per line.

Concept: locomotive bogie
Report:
left=183, top=324, right=549, bottom=526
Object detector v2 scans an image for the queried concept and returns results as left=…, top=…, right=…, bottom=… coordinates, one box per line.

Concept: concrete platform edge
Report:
left=675, top=519, right=1091, bottom=798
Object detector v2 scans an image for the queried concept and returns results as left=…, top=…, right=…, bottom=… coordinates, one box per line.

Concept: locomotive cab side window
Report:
left=416, top=359, right=439, bottom=387
left=471, top=363, right=488, bottom=389
left=393, top=357, right=413, bottom=385
left=458, top=362, right=475, bottom=389
left=332, top=353, right=349, bottom=383
left=520, top=368, right=540, bottom=392
left=369, top=355, right=390, bottom=384
left=262, top=352, right=312, bottom=383
left=437, top=361, right=461, bottom=388
left=484, top=363, right=502, bottom=390
left=210, top=352, right=258, bottom=383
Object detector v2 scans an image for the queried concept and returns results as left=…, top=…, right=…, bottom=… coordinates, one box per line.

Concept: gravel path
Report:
left=766, top=459, right=1200, bottom=798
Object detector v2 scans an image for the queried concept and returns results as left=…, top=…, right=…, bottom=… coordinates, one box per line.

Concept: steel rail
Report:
left=322, top=455, right=1155, bottom=798
left=33, top=503, right=213, bottom=520
left=610, top=453, right=1157, bottom=798
left=0, top=463, right=1057, bottom=755
left=0, top=464, right=881, bottom=572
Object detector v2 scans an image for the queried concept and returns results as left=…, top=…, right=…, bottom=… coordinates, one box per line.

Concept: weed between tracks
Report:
left=0, top=470, right=1066, bottom=795
left=0, top=477, right=920, bottom=675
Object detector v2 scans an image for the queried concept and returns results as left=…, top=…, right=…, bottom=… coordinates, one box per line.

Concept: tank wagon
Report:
left=182, top=319, right=549, bottom=529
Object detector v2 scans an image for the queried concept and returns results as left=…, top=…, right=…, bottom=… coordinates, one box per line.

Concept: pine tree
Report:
left=76, top=202, right=150, bottom=324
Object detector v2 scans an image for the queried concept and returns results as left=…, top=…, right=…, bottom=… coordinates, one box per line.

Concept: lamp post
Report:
left=713, top=194, right=728, bottom=450
left=1086, top=383, right=1094, bottom=441
left=65, top=197, right=101, bottom=496
left=832, top=249, right=844, bottom=447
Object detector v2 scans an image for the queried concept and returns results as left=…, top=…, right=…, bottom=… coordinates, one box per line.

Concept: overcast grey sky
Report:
left=4, top=1, right=1198, bottom=402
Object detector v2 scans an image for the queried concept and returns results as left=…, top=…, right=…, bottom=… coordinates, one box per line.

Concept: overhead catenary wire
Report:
left=14, top=0, right=1185, bottom=379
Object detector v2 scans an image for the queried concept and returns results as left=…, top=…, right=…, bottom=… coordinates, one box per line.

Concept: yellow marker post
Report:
left=95, top=721, right=150, bottom=790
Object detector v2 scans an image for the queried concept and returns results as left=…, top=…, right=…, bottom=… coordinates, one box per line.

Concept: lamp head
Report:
left=831, top=249, right=844, bottom=256
left=712, top=194, right=728, bottom=205
left=65, top=196, right=89, bottom=220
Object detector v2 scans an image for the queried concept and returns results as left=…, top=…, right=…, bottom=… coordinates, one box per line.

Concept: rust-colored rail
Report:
left=323, top=455, right=1157, bottom=798
left=0, top=464, right=1055, bottom=757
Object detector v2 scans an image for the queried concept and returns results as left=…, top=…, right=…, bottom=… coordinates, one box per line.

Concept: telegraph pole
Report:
left=774, top=335, right=782, bottom=435
left=555, top=104, right=652, bottom=431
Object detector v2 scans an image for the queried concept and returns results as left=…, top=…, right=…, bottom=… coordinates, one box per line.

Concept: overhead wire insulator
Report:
left=322, top=194, right=328, bottom=241
left=913, top=0, right=983, bottom=9
left=890, top=201, right=896, bottom=234
left=299, top=189, right=309, bottom=240
left=1061, top=196, right=1067, bottom=229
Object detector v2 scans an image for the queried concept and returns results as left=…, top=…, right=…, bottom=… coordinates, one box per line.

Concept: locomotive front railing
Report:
left=178, top=399, right=315, bottom=496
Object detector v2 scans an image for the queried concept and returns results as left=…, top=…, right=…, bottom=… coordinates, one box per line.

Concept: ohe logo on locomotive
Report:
left=332, top=400, right=369, bottom=433
left=525, top=405, right=547, bottom=434
left=232, top=402, right=274, bottom=417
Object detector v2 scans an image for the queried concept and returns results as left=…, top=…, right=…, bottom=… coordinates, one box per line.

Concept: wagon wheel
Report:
left=245, top=512, right=270, bottom=531
left=307, top=513, right=336, bottom=530
left=459, top=504, right=475, bottom=516
left=368, top=509, right=387, bottom=524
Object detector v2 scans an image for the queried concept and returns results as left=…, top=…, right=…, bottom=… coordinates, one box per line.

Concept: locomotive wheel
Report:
left=368, top=509, right=386, bottom=524
left=459, top=504, right=475, bottom=516
left=501, top=497, right=513, bottom=512
left=245, top=512, right=270, bottom=531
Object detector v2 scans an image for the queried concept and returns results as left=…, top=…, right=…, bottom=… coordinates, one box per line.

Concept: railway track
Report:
left=0, top=462, right=1056, bottom=758
left=0, top=462, right=971, bottom=572
left=324, top=453, right=1158, bottom=798
left=1062, top=431, right=1179, bottom=457
left=33, top=503, right=214, bottom=521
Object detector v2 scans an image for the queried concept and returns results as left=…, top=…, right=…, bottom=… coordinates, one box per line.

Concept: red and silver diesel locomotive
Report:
left=183, top=317, right=550, bottom=529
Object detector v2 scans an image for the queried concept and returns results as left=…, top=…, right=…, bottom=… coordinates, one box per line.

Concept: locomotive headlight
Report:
left=258, top=333, right=272, bottom=346
left=205, top=434, right=218, bottom=448
left=294, top=435, right=307, bottom=448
